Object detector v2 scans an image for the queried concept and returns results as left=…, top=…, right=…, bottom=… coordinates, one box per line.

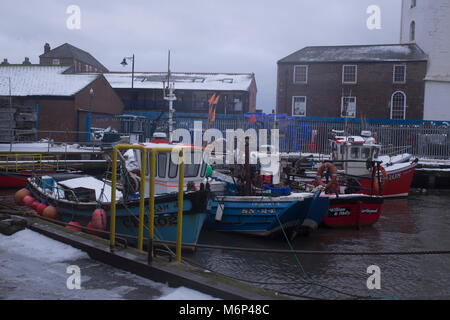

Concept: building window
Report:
left=342, top=65, right=357, bottom=84
left=52, top=59, right=60, bottom=65
left=292, top=96, right=307, bottom=117
left=293, top=65, right=308, bottom=83
left=411, top=0, right=416, bottom=8
left=410, top=21, right=416, bottom=41
left=341, top=96, right=356, bottom=118
left=391, top=91, right=406, bottom=120
left=393, top=65, right=406, bottom=83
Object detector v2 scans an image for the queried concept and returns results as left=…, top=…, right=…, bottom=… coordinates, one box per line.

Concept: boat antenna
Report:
left=163, top=50, right=176, bottom=142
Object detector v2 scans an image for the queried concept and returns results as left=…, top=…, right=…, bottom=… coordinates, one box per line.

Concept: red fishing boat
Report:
left=326, top=130, right=417, bottom=198
left=322, top=194, right=383, bottom=228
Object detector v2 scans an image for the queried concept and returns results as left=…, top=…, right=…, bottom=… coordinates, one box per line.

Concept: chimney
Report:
left=1, top=58, right=9, bottom=65
left=22, top=57, right=31, bottom=65
left=44, top=43, right=51, bottom=54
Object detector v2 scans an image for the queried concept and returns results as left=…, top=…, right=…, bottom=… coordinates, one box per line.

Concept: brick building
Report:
left=104, top=72, right=257, bottom=115
left=39, top=43, right=109, bottom=73
left=276, top=44, right=428, bottom=120
left=0, top=66, right=123, bottom=142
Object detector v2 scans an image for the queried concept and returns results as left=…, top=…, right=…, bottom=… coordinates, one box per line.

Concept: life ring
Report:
left=370, top=166, right=388, bottom=191
left=316, top=162, right=338, bottom=189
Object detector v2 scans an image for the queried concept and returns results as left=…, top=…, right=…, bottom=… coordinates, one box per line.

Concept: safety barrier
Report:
left=110, top=144, right=185, bottom=262
left=0, top=154, right=60, bottom=172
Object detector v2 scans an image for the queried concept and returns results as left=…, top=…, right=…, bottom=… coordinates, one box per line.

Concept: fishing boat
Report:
left=204, top=142, right=330, bottom=238
left=205, top=190, right=329, bottom=238
left=19, top=140, right=212, bottom=248
left=0, top=153, right=80, bottom=188
left=322, top=194, right=383, bottom=229
left=327, top=130, right=418, bottom=198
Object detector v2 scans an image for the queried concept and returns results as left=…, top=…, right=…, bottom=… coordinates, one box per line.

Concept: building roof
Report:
left=0, top=66, right=99, bottom=97
left=278, top=44, right=428, bottom=64
left=40, top=43, right=109, bottom=71
left=104, top=72, right=256, bottom=92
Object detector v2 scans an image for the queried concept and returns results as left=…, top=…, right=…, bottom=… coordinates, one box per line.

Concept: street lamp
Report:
left=121, top=54, right=135, bottom=89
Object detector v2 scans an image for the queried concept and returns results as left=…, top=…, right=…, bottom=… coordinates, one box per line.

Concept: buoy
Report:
left=91, top=209, right=107, bottom=230
left=86, top=222, right=101, bottom=236
left=36, top=203, right=48, bottom=215
left=31, top=202, right=41, bottom=211
left=66, top=221, right=82, bottom=232
left=23, top=195, right=35, bottom=207
left=14, top=188, right=30, bottom=206
left=42, top=206, right=58, bottom=219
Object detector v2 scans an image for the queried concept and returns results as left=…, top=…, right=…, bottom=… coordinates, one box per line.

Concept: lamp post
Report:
left=121, top=54, right=135, bottom=89
left=86, top=88, right=94, bottom=143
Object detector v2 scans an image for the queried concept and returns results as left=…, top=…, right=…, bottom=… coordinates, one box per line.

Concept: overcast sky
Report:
left=0, top=0, right=402, bottom=112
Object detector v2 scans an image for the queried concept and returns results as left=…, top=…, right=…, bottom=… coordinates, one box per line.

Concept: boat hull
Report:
left=323, top=195, right=383, bottom=228
left=205, top=194, right=329, bottom=237
left=358, top=162, right=416, bottom=198
left=27, top=182, right=209, bottom=247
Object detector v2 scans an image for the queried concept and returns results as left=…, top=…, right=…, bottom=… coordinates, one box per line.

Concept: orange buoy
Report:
left=14, top=188, right=30, bottom=206
left=42, top=206, right=58, bottom=219
left=36, top=203, right=48, bottom=215
left=86, top=222, right=102, bottom=236
left=91, top=209, right=107, bottom=230
left=316, top=162, right=338, bottom=190
left=23, top=195, right=35, bottom=207
left=66, top=221, right=82, bottom=232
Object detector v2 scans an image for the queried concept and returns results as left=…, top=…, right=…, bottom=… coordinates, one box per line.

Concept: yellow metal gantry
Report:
left=110, top=144, right=185, bottom=263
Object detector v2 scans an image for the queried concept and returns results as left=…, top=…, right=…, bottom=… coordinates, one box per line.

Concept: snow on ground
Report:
left=0, top=229, right=218, bottom=300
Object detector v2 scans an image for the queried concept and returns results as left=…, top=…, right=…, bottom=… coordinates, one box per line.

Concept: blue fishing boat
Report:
left=23, top=139, right=213, bottom=248
left=205, top=190, right=329, bottom=238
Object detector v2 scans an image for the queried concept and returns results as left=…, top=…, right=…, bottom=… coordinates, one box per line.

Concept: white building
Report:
left=400, top=0, right=450, bottom=120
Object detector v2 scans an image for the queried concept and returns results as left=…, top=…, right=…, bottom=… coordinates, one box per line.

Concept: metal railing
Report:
left=109, top=144, right=185, bottom=263
left=0, top=153, right=60, bottom=172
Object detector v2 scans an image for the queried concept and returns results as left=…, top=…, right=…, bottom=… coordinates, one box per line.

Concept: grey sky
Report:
left=0, top=0, right=402, bottom=112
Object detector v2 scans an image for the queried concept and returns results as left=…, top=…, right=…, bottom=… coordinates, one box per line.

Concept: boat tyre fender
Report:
left=316, top=162, right=337, bottom=190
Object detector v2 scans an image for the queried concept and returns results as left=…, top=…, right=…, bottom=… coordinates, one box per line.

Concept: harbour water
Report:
left=1, top=188, right=450, bottom=300
left=190, top=190, right=450, bottom=300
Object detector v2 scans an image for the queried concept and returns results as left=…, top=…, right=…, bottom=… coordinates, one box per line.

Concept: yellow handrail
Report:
left=0, top=154, right=60, bottom=172
left=110, top=144, right=185, bottom=263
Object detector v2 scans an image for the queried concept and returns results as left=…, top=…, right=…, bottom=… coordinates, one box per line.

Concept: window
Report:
left=393, top=65, right=406, bottom=83
left=292, top=96, right=307, bottom=117
left=362, top=148, right=371, bottom=160
left=342, top=65, right=357, bottom=83
left=411, top=0, right=416, bottom=8
left=294, top=65, right=308, bottom=83
left=168, top=155, right=178, bottom=178
left=350, top=147, right=360, bottom=159
left=52, top=59, right=60, bottom=65
left=410, top=21, right=416, bottom=41
left=158, top=153, right=167, bottom=178
left=184, top=151, right=200, bottom=177
left=341, top=96, right=356, bottom=118
left=391, top=91, right=406, bottom=120
left=85, top=65, right=89, bottom=72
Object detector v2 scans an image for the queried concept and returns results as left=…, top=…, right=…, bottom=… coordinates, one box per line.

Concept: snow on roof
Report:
left=278, top=44, right=428, bottom=64
left=0, top=66, right=99, bottom=97
left=104, top=72, right=254, bottom=92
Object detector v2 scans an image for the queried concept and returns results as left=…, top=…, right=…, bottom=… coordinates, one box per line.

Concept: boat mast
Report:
left=164, top=50, right=176, bottom=142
